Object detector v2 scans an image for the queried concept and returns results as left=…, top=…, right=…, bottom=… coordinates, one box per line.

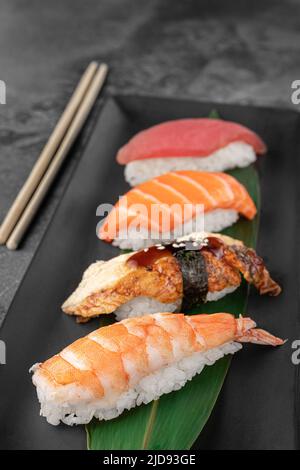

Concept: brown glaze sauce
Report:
left=126, top=236, right=224, bottom=270
left=126, top=245, right=173, bottom=270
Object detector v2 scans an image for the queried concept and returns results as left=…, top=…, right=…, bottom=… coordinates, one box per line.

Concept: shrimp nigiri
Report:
left=31, top=312, right=283, bottom=426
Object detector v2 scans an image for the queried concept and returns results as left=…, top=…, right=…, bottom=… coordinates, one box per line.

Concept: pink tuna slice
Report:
left=117, top=118, right=267, bottom=164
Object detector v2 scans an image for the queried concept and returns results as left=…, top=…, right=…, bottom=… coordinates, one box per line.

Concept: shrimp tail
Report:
left=237, top=328, right=285, bottom=346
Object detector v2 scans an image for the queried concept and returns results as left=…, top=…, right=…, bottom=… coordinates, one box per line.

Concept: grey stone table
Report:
left=0, top=0, right=299, bottom=324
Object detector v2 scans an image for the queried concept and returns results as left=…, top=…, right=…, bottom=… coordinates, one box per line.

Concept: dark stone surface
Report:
left=0, top=0, right=299, bottom=324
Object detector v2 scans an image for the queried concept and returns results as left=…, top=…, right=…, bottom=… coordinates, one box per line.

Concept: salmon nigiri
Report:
left=31, top=312, right=283, bottom=426
left=99, top=170, right=257, bottom=250
left=116, top=118, right=267, bottom=186
left=62, top=232, right=281, bottom=323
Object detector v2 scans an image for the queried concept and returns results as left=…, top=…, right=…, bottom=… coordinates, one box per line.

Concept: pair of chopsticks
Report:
left=0, top=61, right=108, bottom=250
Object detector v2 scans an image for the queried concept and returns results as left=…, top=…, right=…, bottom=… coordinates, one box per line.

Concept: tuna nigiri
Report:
left=116, top=118, right=267, bottom=186
left=31, top=312, right=283, bottom=426
left=62, top=232, right=281, bottom=323
left=99, top=170, right=257, bottom=250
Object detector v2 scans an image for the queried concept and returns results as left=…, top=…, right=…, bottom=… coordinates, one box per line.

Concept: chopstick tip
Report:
left=99, top=63, right=109, bottom=74
left=6, top=238, right=18, bottom=251
left=89, top=60, right=99, bottom=69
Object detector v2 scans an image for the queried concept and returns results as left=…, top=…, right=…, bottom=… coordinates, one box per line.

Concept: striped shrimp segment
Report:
left=60, top=337, right=128, bottom=399
left=35, top=355, right=104, bottom=398
left=99, top=171, right=256, bottom=241
left=153, top=313, right=201, bottom=359
left=123, top=315, right=174, bottom=370
left=32, top=313, right=283, bottom=408
left=88, top=323, right=150, bottom=386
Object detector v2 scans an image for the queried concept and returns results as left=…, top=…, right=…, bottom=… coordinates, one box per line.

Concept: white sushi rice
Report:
left=31, top=341, right=242, bottom=426
left=113, top=209, right=238, bottom=250
left=206, top=285, right=238, bottom=302
left=124, top=142, right=256, bottom=186
left=115, top=286, right=238, bottom=321
left=115, top=297, right=181, bottom=321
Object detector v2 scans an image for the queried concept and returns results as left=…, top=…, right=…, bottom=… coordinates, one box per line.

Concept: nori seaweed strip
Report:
left=126, top=240, right=210, bottom=309
left=173, top=249, right=208, bottom=310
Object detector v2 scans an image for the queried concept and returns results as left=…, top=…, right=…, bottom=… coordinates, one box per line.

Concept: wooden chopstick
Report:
left=6, top=63, right=108, bottom=250
left=0, top=61, right=99, bottom=245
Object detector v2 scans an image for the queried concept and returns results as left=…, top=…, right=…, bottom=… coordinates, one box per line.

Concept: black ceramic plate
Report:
left=0, top=95, right=299, bottom=450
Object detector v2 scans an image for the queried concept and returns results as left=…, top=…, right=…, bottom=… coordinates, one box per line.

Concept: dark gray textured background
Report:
left=0, top=0, right=299, bottom=324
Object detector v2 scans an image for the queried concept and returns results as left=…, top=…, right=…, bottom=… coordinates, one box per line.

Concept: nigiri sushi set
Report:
left=29, top=114, right=284, bottom=436
left=2, top=98, right=294, bottom=450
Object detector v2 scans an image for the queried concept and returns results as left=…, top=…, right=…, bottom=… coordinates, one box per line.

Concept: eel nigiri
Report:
left=99, top=170, right=256, bottom=250
left=62, top=232, right=281, bottom=323
left=31, top=312, right=283, bottom=425
left=116, top=118, right=267, bottom=186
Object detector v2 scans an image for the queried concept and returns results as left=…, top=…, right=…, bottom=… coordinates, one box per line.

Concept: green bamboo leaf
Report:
left=87, top=165, right=259, bottom=450
left=208, top=109, right=221, bottom=119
